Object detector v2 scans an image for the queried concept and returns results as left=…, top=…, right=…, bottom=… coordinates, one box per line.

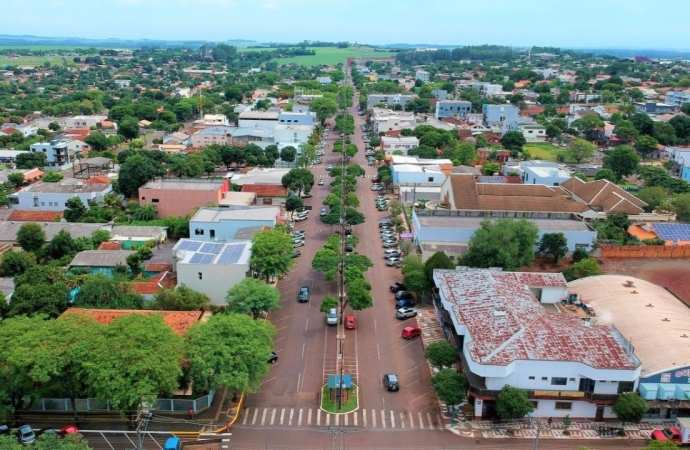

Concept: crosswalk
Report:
left=239, top=407, right=445, bottom=430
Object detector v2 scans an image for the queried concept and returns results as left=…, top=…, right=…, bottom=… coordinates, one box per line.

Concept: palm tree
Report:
left=167, top=156, right=188, bottom=177
left=133, top=204, right=158, bottom=221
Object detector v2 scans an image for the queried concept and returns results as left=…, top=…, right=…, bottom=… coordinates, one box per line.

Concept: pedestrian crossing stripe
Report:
left=293, top=392, right=317, bottom=399
left=239, top=407, right=444, bottom=430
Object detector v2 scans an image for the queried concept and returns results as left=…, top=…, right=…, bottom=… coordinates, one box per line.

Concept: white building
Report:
left=202, top=114, right=230, bottom=127
left=172, top=239, right=251, bottom=305
left=380, top=136, right=420, bottom=155
left=238, top=111, right=280, bottom=129
left=274, top=124, right=313, bottom=145
left=517, top=123, right=547, bottom=143
left=502, top=160, right=572, bottom=186
left=189, top=207, right=280, bottom=242
left=316, top=76, right=332, bottom=85
left=370, top=108, right=417, bottom=134
left=9, top=178, right=112, bottom=211
left=435, top=100, right=472, bottom=120
left=65, top=115, right=107, bottom=129
left=30, top=140, right=73, bottom=169
left=433, top=268, right=640, bottom=420
left=665, top=90, right=690, bottom=108
left=366, top=94, right=414, bottom=109
left=415, top=70, right=430, bottom=82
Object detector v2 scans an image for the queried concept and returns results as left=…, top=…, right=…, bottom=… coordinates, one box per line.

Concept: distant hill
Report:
left=0, top=34, right=260, bottom=49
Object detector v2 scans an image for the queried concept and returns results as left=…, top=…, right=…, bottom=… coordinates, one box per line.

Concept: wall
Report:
left=177, top=262, right=248, bottom=304
left=601, top=245, right=690, bottom=259
left=392, top=169, right=446, bottom=186
left=274, top=126, right=312, bottom=144
left=278, top=112, right=315, bottom=126
left=15, top=188, right=112, bottom=211
left=190, top=218, right=275, bottom=242
left=139, top=184, right=226, bottom=218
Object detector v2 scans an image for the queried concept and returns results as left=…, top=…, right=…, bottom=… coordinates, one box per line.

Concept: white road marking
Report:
left=276, top=326, right=288, bottom=332
left=251, top=408, right=258, bottom=425
left=436, top=414, right=443, bottom=429
left=371, top=409, right=376, bottom=428
left=260, top=408, right=268, bottom=426
left=404, top=364, right=420, bottom=374
left=288, top=409, right=294, bottom=426
left=390, top=410, right=395, bottom=428
left=335, top=414, right=339, bottom=426
left=317, top=409, right=321, bottom=426
left=374, top=319, right=377, bottom=332
left=380, top=410, right=386, bottom=429
left=408, top=411, right=415, bottom=429
left=377, top=343, right=380, bottom=359
left=298, top=408, right=303, bottom=426
left=400, top=412, right=405, bottom=429
left=354, top=411, right=357, bottom=427
left=426, top=412, right=433, bottom=429
left=302, top=342, right=306, bottom=357
left=270, top=408, right=277, bottom=425
left=308, top=408, right=312, bottom=426
left=280, top=408, right=286, bottom=426
left=260, top=376, right=275, bottom=386
left=242, top=408, right=249, bottom=425
left=418, top=412, right=424, bottom=430
left=275, top=337, right=286, bottom=342
left=326, top=413, right=330, bottom=426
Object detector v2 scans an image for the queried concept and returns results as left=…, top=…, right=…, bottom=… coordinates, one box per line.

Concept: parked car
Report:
left=401, top=326, right=422, bottom=339
left=298, top=286, right=310, bottom=302
left=395, top=291, right=412, bottom=300
left=386, top=257, right=403, bottom=267
left=396, top=298, right=415, bottom=309
left=318, top=179, right=324, bottom=185
left=651, top=427, right=681, bottom=442
left=371, top=185, right=383, bottom=191
left=382, top=241, right=399, bottom=249
left=379, top=221, right=393, bottom=228
left=375, top=195, right=386, bottom=201
left=17, top=425, right=36, bottom=445
left=292, top=230, right=306, bottom=237
left=345, top=244, right=354, bottom=252
left=344, top=316, right=356, bottom=329
left=326, top=165, right=333, bottom=170
left=326, top=308, right=338, bottom=325
left=397, top=307, right=418, bottom=320
left=384, top=250, right=401, bottom=258
left=383, top=373, right=400, bottom=392
left=320, top=208, right=328, bottom=216
left=390, top=282, right=406, bottom=293
left=0, top=424, right=9, bottom=436
left=290, top=251, right=302, bottom=258
left=293, top=241, right=305, bottom=248
left=268, top=352, right=278, bottom=364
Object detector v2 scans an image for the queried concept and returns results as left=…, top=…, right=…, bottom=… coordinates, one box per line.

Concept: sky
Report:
left=2, top=0, right=688, bottom=50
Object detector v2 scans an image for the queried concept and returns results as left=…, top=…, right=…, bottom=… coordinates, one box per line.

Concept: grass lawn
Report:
left=524, top=143, right=561, bottom=161
left=0, top=55, right=77, bottom=67
left=243, top=46, right=396, bottom=67
left=321, top=384, right=358, bottom=414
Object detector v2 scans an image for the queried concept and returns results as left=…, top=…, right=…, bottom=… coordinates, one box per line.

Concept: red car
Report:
left=401, top=326, right=421, bottom=339
left=345, top=316, right=356, bottom=329
left=651, top=427, right=681, bottom=442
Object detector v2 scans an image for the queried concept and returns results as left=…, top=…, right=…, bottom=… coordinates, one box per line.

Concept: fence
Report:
left=27, top=391, right=215, bottom=413
left=600, top=245, right=690, bottom=259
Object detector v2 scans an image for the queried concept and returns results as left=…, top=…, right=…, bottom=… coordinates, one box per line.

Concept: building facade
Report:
left=435, top=100, right=472, bottom=120
left=381, top=136, right=420, bottom=155
left=139, top=179, right=230, bottom=218
left=366, top=94, right=414, bottom=109
left=189, top=207, right=279, bottom=242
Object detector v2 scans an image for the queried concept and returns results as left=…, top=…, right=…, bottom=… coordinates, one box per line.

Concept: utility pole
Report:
left=131, top=411, right=154, bottom=450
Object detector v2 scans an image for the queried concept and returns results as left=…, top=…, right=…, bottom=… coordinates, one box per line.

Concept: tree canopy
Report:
left=462, top=219, right=539, bottom=271
left=612, top=392, right=648, bottom=423
left=250, top=228, right=295, bottom=281
left=225, top=277, right=281, bottom=319
left=496, top=385, right=534, bottom=419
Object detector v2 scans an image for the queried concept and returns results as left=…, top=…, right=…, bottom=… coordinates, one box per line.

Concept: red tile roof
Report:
left=435, top=269, right=639, bottom=369
left=23, top=168, right=44, bottom=180
left=63, top=128, right=90, bottom=140
left=241, top=184, right=288, bottom=197
left=145, top=262, right=173, bottom=273
left=560, top=178, right=647, bottom=214
left=98, top=241, right=123, bottom=250
left=61, top=304, right=200, bottom=335
left=84, top=175, right=111, bottom=184
left=7, top=210, right=62, bottom=222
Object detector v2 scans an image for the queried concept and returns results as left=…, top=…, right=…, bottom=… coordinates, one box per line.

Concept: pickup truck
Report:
left=652, top=417, right=690, bottom=444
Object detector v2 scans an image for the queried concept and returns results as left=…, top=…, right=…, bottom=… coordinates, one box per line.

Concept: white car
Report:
left=371, top=185, right=383, bottom=191
left=326, top=165, right=333, bottom=170
left=318, top=179, right=324, bottom=185
left=386, top=257, right=403, bottom=267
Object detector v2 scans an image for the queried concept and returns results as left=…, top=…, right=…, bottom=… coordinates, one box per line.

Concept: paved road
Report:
left=239, top=75, right=438, bottom=446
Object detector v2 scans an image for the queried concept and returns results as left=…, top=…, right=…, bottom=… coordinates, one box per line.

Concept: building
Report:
left=163, top=132, right=191, bottom=146
left=228, top=167, right=291, bottom=187
left=273, top=124, right=313, bottom=145
left=634, top=101, right=676, bottom=115
left=9, top=178, right=112, bottom=211
left=627, top=222, right=690, bottom=245
left=569, top=92, right=600, bottom=103
left=435, top=100, right=472, bottom=120
left=172, top=239, right=251, bottom=305
left=439, top=174, right=587, bottom=213
left=390, top=155, right=453, bottom=173
left=560, top=178, right=648, bottom=218
left=0, top=150, right=26, bottom=164
left=65, top=115, right=108, bottom=129
left=569, top=275, right=690, bottom=419
left=665, top=90, right=690, bottom=108
left=482, top=104, right=520, bottom=127
left=30, top=140, right=73, bottom=169
left=380, top=136, right=420, bottom=155
left=108, top=225, right=167, bottom=249
left=502, top=161, right=572, bottom=186
left=316, top=76, right=332, bottom=85
left=138, top=178, right=230, bottom=218
left=238, top=111, right=280, bottom=129
left=415, top=70, right=430, bottom=82
left=369, top=108, right=417, bottom=134
left=114, top=79, right=131, bottom=88
left=190, top=126, right=232, bottom=148
left=366, top=94, right=414, bottom=109
left=517, top=123, right=547, bottom=143
left=278, top=111, right=316, bottom=127
left=412, top=210, right=596, bottom=257
left=189, top=207, right=280, bottom=242
left=68, top=250, right=135, bottom=276
left=201, top=114, right=230, bottom=126
left=433, top=268, right=640, bottom=420
left=432, top=89, right=451, bottom=100
left=240, top=184, right=288, bottom=206
left=391, top=164, right=446, bottom=186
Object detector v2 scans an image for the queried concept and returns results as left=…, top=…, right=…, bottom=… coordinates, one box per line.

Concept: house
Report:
left=61, top=307, right=202, bottom=335
left=433, top=268, right=640, bottom=420
left=569, top=92, right=600, bottom=102
left=502, top=161, right=572, bottom=186
left=391, top=164, right=446, bottom=186
left=412, top=210, right=596, bottom=256
left=369, top=108, right=417, bottom=134
left=189, top=207, right=280, bottom=242
left=68, top=250, right=135, bottom=276
left=482, top=104, right=520, bottom=128
left=114, top=79, right=131, bottom=88
left=517, top=123, right=547, bottom=143
left=130, top=271, right=176, bottom=299
left=664, top=90, right=690, bottom=108
left=138, top=178, right=230, bottom=218
left=109, top=225, right=167, bottom=249
left=415, top=70, right=430, bottom=82
left=190, top=126, right=233, bottom=148
left=366, top=94, right=414, bottom=109
left=65, top=115, right=108, bottom=129
left=435, top=100, right=472, bottom=120
left=390, top=155, right=453, bottom=174
left=240, top=184, right=288, bottom=206
left=560, top=178, right=648, bottom=218
left=138, top=119, right=152, bottom=128
left=316, top=76, right=332, bottom=85
left=380, top=136, right=420, bottom=155
left=9, top=178, right=112, bottom=211
left=439, top=174, right=587, bottom=213
left=29, top=140, right=72, bottom=169
left=228, top=167, right=291, bottom=187
left=200, top=114, right=230, bottom=127
left=172, top=239, right=251, bottom=304
left=0, top=167, right=43, bottom=184
left=634, top=101, right=676, bottom=115
left=1, top=124, right=38, bottom=138
left=432, top=89, right=451, bottom=100
left=0, top=222, right=105, bottom=248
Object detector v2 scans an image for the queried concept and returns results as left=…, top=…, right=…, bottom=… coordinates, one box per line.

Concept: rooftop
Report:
left=174, top=239, right=252, bottom=266
left=60, top=307, right=202, bottom=335
left=69, top=250, right=135, bottom=267
left=110, top=225, right=166, bottom=239
left=7, top=210, right=62, bottom=222
left=191, top=207, right=279, bottom=223
left=435, top=269, right=639, bottom=369
left=390, top=155, right=453, bottom=166
left=0, top=222, right=104, bottom=242
left=141, top=179, right=226, bottom=191
left=17, top=178, right=111, bottom=194
left=561, top=178, right=647, bottom=215
left=240, top=184, right=288, bottom=197
left=569, top=275, right=690, bottom=378
left=218, top=191, right=255, bottom=206
left=416, top=214, right=591, bottom=232
left=239, top=111, right=279, bottom=120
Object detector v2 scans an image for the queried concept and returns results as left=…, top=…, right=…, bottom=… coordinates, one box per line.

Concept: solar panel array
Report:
left=177, top=240, right=202, bottom=252
left=200, top=243, right=224, bottom=254
left=189, top=253, right=216, bottom=264
left=477, top=176, right=506, bottom=184
left=217, top=244, right=245, bottom=265
left=652, top=223, right=690, bottom=241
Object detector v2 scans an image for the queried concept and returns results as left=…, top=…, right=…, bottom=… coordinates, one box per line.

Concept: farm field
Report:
left=239, top=46, right=396, bottom=66
left=0, top=55, right=77, bottom=67
left=524, top=142, right=561, bottom=160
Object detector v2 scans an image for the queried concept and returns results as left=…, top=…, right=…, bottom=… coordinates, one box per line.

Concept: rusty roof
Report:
left=434, top=269, right=639, bottom=369
left=241, top=184, right=288, bottom=197
left=560, top=178, right=647, bottom=214
left=61, top=305, right=200, bottom=335
left=7, top=210, right=62, bottom=222
left=98, top=241, right=123, bottom=250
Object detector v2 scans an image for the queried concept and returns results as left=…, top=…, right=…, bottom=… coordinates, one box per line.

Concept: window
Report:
left=555, top=402, right=572, bottom=411
left=541, top=377, right=548, bottom=381
left=210, top=230, right=215, bottom=238
left=618, top=381, right=634, bottom=394
left=428, top=177, right=434, bottom=182
left=194, top=228, right=204, bottom=236
left=142, top=197, right=145, bottom=200
left=41, top=202, right=45, bottom=206
left=551, top=377, right=567, bottom=386
left=152, top=198, right=159, bottom=203
left=531, top=401, right=539, bottom=409
left=569, top=378, right=576, bottom=382
left=198, top=272, right=203, bottom=280
left=528, top=376, right=535, bottom=380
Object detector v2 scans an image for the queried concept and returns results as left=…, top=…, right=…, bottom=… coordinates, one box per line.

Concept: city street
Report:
left=237, top=83, right=439, bottom=443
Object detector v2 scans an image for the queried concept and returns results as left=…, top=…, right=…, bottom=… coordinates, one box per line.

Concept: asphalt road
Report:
left=237, top=79, right=439, bottom=445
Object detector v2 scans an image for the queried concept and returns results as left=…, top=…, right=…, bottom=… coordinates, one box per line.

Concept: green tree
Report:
left=402, top=255, right=429, bottom=296
left=670, top=115, right=690, bottom=140
left=482, top=162, right=500, bottom=176
left=431, top=369, right=467, bottom=406
left=84, top=132, right=108, bottom=151
left=538, top=232, right=569, bottom=263
left=566, top=139, right=596, bottom=163
left=500, top=131, right=526, bottom=155
left=285, top=196, right=304, bottom=219
left=132, top=204, right=158, bottom=221
left=612, top=392, right=648, bottom=423
left=7, top=172, right=25, bottom=188
left=630, top=113, right=654, bottom=136
left=319, top=295, right=338, bottom=313
left=653, top=122, right=677, bottom=146
left=47, top=229, right=75, bottom=259
left=149, top=284, right=209, bottom=311
left=496, top=385, right=534, bottom=419
left=643, top=441, right=681, bottom=449
left=672, top=193, right=690, bottom=222
left=463, top=219, right=539, bottom=271
left=8, top=282, right=69, bottom=318
left=126, top=253, right=141, bottom=276
left=118, top=153, right=165, bottom=198
left=280, top=146, right=297, bottom=163
left=603, top=145, right=640, bottom=181
left=117, top=116, right=140, bottom=140
left=309, top=97, right=339, bottom=125
left=281, top=168, right=315, bottom=196
left=635, top=135, right=659, bottom=157
left=43, top=171, right=64, bottom=182
left=614, top=120, right=639, bottom=143
left=16, top=222, right=46, bottom=252
left=75, top=274, right=145, bottom=309
left=15, top=152, right=47, bottom=169
left=226, top=277, right=281, bottom=319
left=572, top=114, right=605, bottom=140
left=184, top=313, right=275, bottom=393
left=250, top=228, right=295, bottom=281
left=0, top=251, right=36, bottom=276
left=572, top=258, right=601, bottom=278
left=424, top=341, right=459, bottom=369
left=85, top=314, right=183, bottom=411
left=594, top=168, right=617, bottom=182
left=64, top=197, right=87, bottom=222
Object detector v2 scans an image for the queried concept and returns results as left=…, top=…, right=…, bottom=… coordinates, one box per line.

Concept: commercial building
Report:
left=435, top=100, right=472, bottom=120
left=366, top=94, right=414, bottom=109
left=502, top=161, right=572, bottom=186
left=9, top=178, right=112, bottom=211
left=369, top=108, right=417, bottom=134
left=139, top=179, right=230, bottom=218
left=665, top=90, right=690, bottom=108
left=380, top=136, right=420, bottom=155
left=189, top=207, right=280, bottom=242
left=30, top=140, right=73, bottom=169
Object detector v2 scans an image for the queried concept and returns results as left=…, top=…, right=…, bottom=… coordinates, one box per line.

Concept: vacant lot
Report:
left=523, top=142, right=560, bottom=160
left=241, top=46, right=396, bottom=66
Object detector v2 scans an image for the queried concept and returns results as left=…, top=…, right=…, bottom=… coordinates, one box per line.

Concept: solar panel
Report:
left=477, top=176, right=506, bottom=184
left=189, top=253, right=206, bottom=264
left=200, top=243, right=224, bottom=254
left=652, top=223, right=690, bottom=241
left=177, top=240, right=202, bottom=252
left=218, top=244, right=244, bottom=265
